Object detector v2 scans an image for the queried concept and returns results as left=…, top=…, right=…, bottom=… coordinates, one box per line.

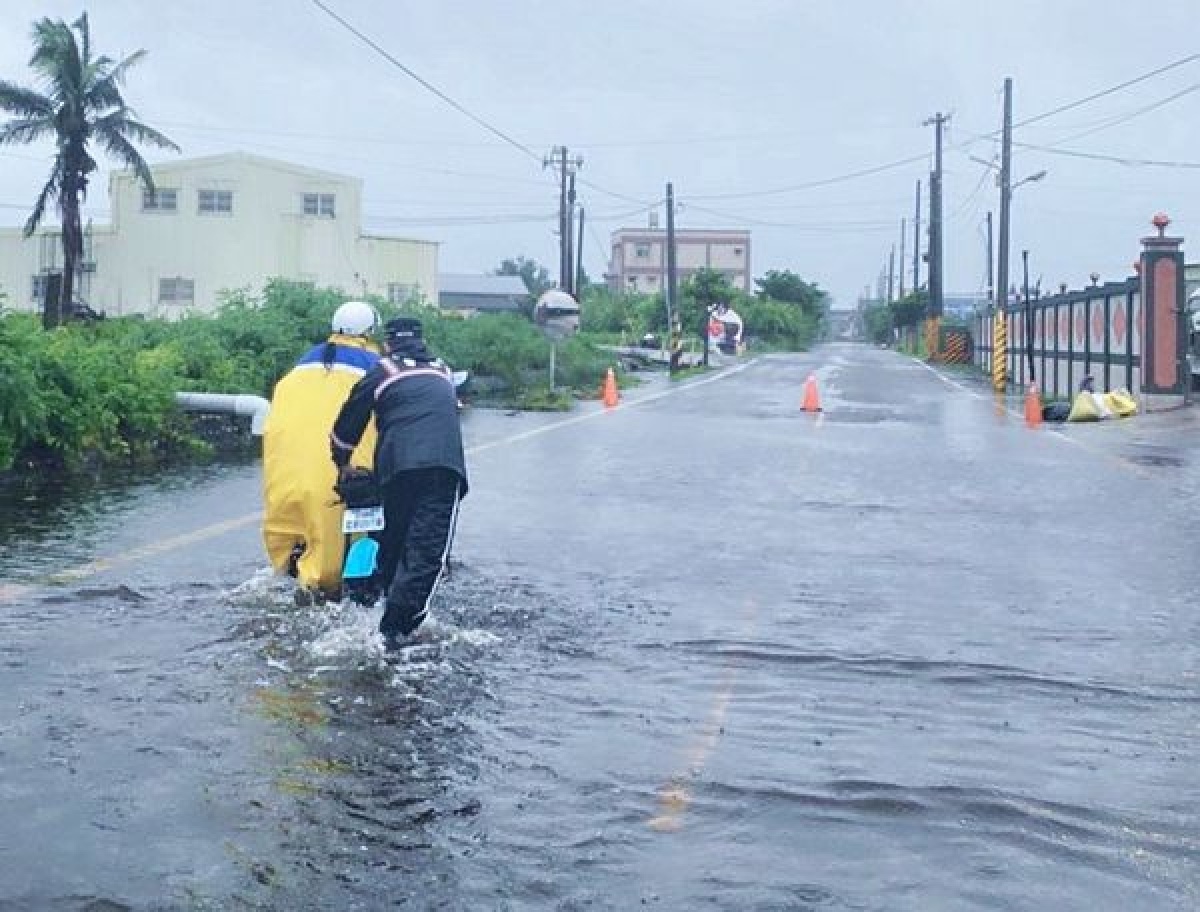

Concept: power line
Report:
left=585, top=220, right=610, bottom=265
left=687, top=55, right=1200, bottom=205
left=682, top=201, right=895, bottom=230
left=576, top=175, right=654, bottom=206
left=1014, top=53, right=1200, bottom=130
left=146, top=120, right=810, bottom=151
left=1032, top=81, right=1200, bottom=148
left=1010, top=141, right=1200, bottom=169
left=687, top=152, right=931, bottom=201
left=949, top=154, right=994, bottom=222
left=309, top=2, right=651, bottom=210
left=308, top=0, right=543, bottom=165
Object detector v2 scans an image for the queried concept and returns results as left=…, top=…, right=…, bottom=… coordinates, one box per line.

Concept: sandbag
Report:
left=1067, top=391, right=1101, bottom=422
left=1105, top=389, right=1138, bottom=418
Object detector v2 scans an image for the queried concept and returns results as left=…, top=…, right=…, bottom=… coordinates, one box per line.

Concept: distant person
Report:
left=262, top=301, right=382, bottom=602
left=330, top=317, right=468, bottom=648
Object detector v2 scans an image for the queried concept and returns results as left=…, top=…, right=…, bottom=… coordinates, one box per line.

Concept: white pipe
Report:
left=175, top=392, right=271, bottom=435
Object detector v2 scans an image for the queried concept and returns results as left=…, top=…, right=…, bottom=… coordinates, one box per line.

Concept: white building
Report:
left=0, top=152, right=438, bottom=316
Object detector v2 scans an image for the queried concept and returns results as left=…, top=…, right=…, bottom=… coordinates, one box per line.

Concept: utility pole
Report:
left=912, top=179, right=922, bottom=292
left=898, top=219, right=907, bottom=299
left=566, top=171, right=577, bottom=296
left=666, top=181, right=680, bottom=374
left=1022, top=249, right=1035, bottom=382
left=924, top=112, right=949, bottom=359
left=887, top=245, right=896, bottom=302
left=544, top=146, right=583, bottom=294
left=986, top=211, right=994, bottom=305
left=994, top=78, right=1013, bottom=393
left=923, top=113, right=948, bottom=315
left=575, top=207, right=586, bottom=299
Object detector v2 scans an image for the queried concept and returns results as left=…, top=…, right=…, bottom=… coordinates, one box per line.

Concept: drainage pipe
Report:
left=174, top=392, right=271, bottom=435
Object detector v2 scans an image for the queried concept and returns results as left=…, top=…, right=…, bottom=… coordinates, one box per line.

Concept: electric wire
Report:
left=309, top=0, right=543, bottom=165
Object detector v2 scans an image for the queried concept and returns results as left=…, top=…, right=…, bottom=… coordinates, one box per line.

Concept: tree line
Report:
left=497, top=257, right=830, bottom=352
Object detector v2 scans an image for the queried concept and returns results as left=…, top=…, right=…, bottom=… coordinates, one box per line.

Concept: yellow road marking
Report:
left=648, top=599, right=758, bottom=833
left=0, top=361, right=760, bottom=604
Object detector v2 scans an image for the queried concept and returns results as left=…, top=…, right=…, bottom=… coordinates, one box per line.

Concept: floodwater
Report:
left=1, top=348, right=1198, bottom=911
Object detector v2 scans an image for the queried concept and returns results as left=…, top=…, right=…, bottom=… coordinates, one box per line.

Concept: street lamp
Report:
left=1013, top=169, right=1047, bottom=191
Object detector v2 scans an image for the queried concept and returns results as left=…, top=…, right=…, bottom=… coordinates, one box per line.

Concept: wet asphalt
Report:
left=0, top=345, right=1197, bottom=911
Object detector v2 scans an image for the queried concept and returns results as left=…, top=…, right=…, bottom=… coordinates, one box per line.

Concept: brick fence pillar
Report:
left=1138, top=213, right=1186, bottom=409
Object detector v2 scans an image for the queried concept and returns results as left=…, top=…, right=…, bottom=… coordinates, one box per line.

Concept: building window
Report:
left=645, top=275, right=658, bottom=285
left=733, top=247, right=744, bottom=256
left=142, top=188, right=178, bottom=212
left=634, top=244, right=651, bottom=258
left=159, top=277, right=195, bottom=306
left=302, top=193, right=336, bottom=217
left=31, top=274, right=48, bottom=302
left=388, top=283, right=416, bottom=305
left=197, top=190, right=233, bottom=215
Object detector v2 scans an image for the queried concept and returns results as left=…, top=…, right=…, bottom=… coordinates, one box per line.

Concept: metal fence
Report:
left=973, top=278, right=1141, bottom=399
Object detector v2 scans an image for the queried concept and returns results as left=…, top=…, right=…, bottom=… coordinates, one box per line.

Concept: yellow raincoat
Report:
left=262, top=334, right=380, bottom=594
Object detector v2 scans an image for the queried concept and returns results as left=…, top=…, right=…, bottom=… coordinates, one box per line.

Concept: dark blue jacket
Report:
left=330, top=352, right=468, bottom=494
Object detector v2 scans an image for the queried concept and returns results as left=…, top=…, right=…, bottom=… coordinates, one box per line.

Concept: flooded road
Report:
left=2, top=347, right=1198, bottom=911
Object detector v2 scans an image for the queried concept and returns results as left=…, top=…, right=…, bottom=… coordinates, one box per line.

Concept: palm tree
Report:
left=0, top=13, right=178, bottom=328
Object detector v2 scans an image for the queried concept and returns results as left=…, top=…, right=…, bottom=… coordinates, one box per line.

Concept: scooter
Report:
left=334, top=467, right=385, bottom=606
left=333, top=368, right=469, bottom=604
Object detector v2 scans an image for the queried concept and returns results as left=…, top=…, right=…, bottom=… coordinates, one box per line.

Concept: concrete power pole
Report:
left=924, top=112, right=949, bottom=358
left=566, top=171, right=577, bottom=297
left=912, top=179, right=922, bottom=293
left=666, top=181, right=680, bottom=374
left=544, top=147, right=582, bottom=293
left=575, top=206, right=586, bottom=298
left=887, top=245, right=896, bottom=302
left=898, top=219, right=907, bottom=299
left=994, top=78, right=1013, bottom=393
left=986, top=211, right=994, bottom=305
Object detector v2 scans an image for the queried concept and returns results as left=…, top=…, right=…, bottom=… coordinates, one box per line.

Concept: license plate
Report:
left=342, top=506, right=385, bottom=534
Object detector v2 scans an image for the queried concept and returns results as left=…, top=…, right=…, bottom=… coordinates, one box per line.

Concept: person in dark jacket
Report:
left=330, top=317, right=468, bottom=648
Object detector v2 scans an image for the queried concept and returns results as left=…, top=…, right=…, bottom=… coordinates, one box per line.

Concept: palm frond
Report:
left=0, top=80, right=53, bottom=118
left=0, top=117, right=55, bottom=146
left=85, top=49, right=148, bottom=116
left=96, top=129, right=154, bottom=190
left=75, top=12, right=91, bottom=69
left=23, top=163, right=61, bottom=237
left=84, top=75, right=123, bottom=114
left=105, top=49, right=146, bottom=87
left=95, top=111, right=180, bottom=153
left=29, top=19, right=75, bottom=100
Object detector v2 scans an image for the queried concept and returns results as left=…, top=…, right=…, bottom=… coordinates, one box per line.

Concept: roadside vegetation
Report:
left=0, top=230, right=826, bottom=475
left=0, top=280, right=615, bottom=474
left=580, top=267, right=827, bottom=352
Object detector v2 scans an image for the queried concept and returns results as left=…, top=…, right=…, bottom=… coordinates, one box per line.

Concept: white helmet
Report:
left=331, top=300, right=378, bottom=336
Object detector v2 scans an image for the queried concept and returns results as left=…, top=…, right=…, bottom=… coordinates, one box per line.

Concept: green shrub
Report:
left=0, top=279, right=628, bottom=473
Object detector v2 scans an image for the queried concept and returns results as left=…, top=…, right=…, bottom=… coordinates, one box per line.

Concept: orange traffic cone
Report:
left=602, top=367, right=620, bottom=408
left=1024, top=382, right=1042, bottom=428
left=801, top=374, right=822, bottom=413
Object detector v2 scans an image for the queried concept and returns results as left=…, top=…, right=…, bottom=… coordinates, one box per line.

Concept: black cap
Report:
left=385, top=317, right=422, bottom=340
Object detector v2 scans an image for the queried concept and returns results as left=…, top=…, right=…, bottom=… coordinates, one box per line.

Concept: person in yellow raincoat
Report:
left=262, top=301, right=382, bottom=601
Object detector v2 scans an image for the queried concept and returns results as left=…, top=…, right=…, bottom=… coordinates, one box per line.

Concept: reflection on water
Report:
left=3, top=355, right=1200, bottom=911
left=0, top=456, right=259, bottom=582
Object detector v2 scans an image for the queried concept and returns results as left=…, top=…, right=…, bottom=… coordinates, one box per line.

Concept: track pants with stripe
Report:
left=376, top=467, right=462, bottom=638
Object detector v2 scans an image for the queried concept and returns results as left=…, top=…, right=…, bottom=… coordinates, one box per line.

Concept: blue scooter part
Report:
left=343, top=537, right=379, bottom=580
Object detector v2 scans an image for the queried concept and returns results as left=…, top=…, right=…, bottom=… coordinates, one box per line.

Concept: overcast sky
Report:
left=3, top=1, right=1199, bottom=307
